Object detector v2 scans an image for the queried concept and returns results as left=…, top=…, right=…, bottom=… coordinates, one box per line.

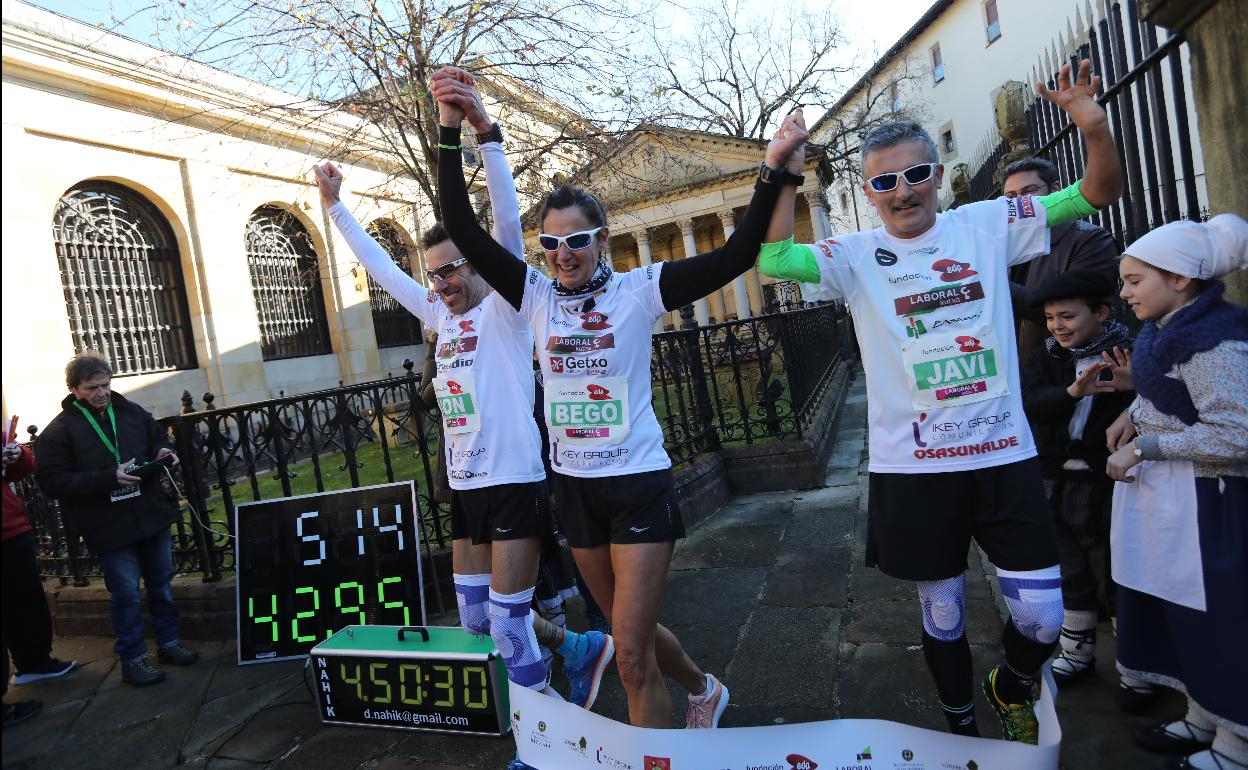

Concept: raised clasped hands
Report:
left=1036, top=59, right=1108, bottom=133
left=765, top=107, right=809, bottom=176
left=431, top=65, right=492, bottom=133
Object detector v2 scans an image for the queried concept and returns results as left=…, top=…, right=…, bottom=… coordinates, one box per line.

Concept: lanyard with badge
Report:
left=73, top=402, right=141, bottom=502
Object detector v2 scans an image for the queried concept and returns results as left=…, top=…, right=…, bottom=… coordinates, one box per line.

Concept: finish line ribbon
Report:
left=511, top=666, right=1060, bottom=770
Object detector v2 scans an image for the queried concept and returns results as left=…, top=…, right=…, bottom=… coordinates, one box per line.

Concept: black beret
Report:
left=1029, top=269, right=1117, bottom=308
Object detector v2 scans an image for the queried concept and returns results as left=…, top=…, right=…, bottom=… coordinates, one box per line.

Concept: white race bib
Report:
left=434, top=373, right=481, bottom=434
left=901, top=324, right=1008, bottom=410
left=543, top=376, right=630, bottom=445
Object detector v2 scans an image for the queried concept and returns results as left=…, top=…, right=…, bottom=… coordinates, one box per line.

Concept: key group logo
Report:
left=581, top=310, right=612, bottom=330
left=911, top=412, right=928, bottom=448
left=596, top=745, right=634, bottom=769
left=931, top=258, right=977, bottom=282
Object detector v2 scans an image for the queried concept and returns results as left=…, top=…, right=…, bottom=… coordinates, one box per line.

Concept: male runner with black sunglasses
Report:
left=760, top=60, right=1123, bottom=744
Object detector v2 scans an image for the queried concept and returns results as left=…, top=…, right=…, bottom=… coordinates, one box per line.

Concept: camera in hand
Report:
left=126, top=455, right=175, bottom=478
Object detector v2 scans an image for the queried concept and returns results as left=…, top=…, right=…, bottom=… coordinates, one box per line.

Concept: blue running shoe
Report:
left=506, top=760, right=537, bottom=770
left=564, top=631, right=614, bottom=709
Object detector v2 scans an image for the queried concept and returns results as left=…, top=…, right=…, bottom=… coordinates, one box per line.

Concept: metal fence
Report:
left=19, top=303, right=853, bottom=585
left=1026, top=0, right=1206, bottom=246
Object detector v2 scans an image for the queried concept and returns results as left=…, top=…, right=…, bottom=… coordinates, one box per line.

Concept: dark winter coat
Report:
left=1010, top=220, right=1121, bottom=359
left=34, top=392, right=179, bottom=554
left=1020, top=345, right=1135, bottom=479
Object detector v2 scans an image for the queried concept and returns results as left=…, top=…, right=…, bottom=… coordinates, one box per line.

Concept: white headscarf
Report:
left=1123, top=213, right=1248, bottom=279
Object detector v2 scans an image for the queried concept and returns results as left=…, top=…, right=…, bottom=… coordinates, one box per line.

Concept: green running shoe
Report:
left=982, top=665, right=1039, bottom=745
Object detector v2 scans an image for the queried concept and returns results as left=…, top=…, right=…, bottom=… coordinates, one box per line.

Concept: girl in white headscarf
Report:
left=1104, top=214, right=1248, bottom=770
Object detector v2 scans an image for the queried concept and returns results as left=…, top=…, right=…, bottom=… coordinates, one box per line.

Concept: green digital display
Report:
left=234, top=483, right=425, bottom=664
left=311, top=626, right=510, bottom=736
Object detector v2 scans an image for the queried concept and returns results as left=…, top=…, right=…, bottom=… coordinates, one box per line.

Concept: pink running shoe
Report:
left=685, top=674, right=729, bottom=728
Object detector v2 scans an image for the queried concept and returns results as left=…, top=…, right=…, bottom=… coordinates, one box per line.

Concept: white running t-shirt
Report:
left=799, top=196, right=1051, bottom=473
left=519, top=262, right=672, bottom=478
left=328, top=202, right=544, bottom=491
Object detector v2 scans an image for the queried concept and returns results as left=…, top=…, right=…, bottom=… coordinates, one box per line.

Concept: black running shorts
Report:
left=549, top=468, right=686, bottom=548
left=449, top=481, right=552, bottom=545
left=866, top=457, right=1059, bottom=581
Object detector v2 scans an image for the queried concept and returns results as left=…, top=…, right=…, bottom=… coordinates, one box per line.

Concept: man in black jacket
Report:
left=35, top=353, right=198, bottom=686
left=1020, top=271, right=1133, bottom=688
left=1005, top=157, right=1121, bottom=359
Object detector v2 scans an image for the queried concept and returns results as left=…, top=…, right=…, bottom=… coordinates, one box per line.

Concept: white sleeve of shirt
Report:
left=480, top=142, right=525, bottom=260
left=328, top=201, right=438, bottom=328
left=519, top=265, right=554, bottom=328
left=1002, top=194, right=1053, bottom=267
left=640, top=261, right=666, bottom=319
left=803, top=239, right=856, bottom=301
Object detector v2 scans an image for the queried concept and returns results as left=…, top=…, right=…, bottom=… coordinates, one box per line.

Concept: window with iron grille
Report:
left=52, top=181, right=198, bottom=376
left=365, top=219, right=423, bottom=348
left=245, top=206, right=332, bottom=361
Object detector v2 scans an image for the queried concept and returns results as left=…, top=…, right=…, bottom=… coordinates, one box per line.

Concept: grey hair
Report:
left=65, top=351, right=112, bottom=388
left=860, top=122, right=939, bottom=170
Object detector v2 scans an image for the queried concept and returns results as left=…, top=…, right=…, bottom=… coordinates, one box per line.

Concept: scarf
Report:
left=553, top=260, right=612, bottom=300
left=1132, top=282, right=1248, bottom=425
left=1045, top=319, right=1132, bottom=362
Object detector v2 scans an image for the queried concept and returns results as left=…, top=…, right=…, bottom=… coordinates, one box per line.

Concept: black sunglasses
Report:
left=867, top=163, right=938, bottom=192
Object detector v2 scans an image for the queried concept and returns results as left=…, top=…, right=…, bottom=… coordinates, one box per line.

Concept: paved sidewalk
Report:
left=4, top=374, right=1180, bottom=769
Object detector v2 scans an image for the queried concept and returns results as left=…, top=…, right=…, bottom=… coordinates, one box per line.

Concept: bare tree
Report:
left=642, top=0, right=856, bottom=140
left=143, top=0, right=656, bottom=219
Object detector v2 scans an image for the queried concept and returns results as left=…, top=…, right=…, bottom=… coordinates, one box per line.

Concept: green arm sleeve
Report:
left=1038, top=179, right=1099, bottom=226
left=759, top=237, right=821, bottom=283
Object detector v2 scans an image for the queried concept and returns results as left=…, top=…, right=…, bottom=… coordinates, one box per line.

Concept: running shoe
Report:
left=12, top=658, right=77, bottom=685
left=506, top=759, right=538, bottom=770
left=564, top=631, right=614, bottom=709
left=982, top=666, right=1039, bottom=745
left=685, top=674, right=729, bottom=729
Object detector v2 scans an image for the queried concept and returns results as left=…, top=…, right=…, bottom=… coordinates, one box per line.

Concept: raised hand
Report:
left=1036, top=59, right=1108, bottom=133
left=312, top=162, right=344, bottom=207
left=1066, top=360, right=1114, bottom=398
left=432, top=66, right=492, bottom=133
left=1101, top=346, right=1133, bottom=391
left=764, top=107, right=809, bottom=175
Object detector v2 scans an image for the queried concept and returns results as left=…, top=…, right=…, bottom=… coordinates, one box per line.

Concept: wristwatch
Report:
left=475, top=122, right=504, bottom=146
left=757, top=162, right=805, bottom=186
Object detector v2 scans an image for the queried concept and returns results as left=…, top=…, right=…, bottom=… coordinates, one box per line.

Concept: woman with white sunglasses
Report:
left=432, top=65, right=808, bottom=730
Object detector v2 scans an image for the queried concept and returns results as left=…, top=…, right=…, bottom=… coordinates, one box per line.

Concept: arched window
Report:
left=365, top=220, right=423, bottom=348
left=52, top=181, right=198, bottom=375
left=245, top=206, right=332, bottom=361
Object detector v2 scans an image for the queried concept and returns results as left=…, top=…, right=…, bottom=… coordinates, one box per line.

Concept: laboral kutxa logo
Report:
left=546, top=333, right=616, bottom=354
left=832, top=746, right=872, bottom=770
left=893, top=282, right=985, bottom=316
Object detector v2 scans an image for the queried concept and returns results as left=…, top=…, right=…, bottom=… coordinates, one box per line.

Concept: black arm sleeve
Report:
left=436, top=126, right=527, bottom=310
left=658, top=180, right=781, bottom=312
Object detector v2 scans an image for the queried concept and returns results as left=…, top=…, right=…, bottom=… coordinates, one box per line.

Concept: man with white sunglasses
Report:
left=311, top=83, right=614, bottom=719
left=760, top=61, right=1122, bottom=745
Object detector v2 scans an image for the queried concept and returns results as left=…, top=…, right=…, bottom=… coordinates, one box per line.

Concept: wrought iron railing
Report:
left=20, top=303, right=853, bottom=585
left=762, top=280, right=804, bottom=313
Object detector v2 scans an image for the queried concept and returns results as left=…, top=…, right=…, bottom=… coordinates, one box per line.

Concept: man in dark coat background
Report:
left=1004, top=157, right=1122, bottom=359
left=34, top=352, right=198, bottom=687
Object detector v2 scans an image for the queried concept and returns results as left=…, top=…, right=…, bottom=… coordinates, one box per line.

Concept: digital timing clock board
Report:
left=311, top=625, right=510, bottom=736
left=234, top=482, right=426, bottom=664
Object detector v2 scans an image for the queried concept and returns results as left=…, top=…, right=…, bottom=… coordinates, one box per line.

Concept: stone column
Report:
left=678, top=220, right=709, bottom=325
left=719, top=208, right=752, bottom=319
left=804, top=192, right=831, bottom=242
left=632, top=229, right=653, bottom=266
